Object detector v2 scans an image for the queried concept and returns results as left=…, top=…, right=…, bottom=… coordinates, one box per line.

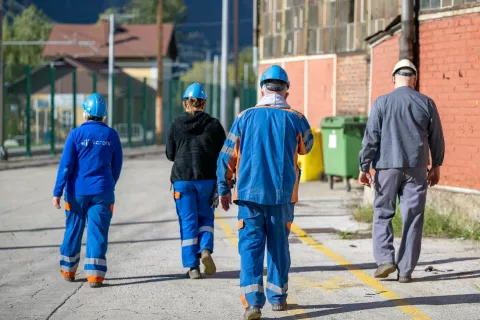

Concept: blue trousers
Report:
left=237, top=201, right=294, bottom=308
left=173, top=180, right=216, bottom=268
left=59, top=191, right=114, bottom=283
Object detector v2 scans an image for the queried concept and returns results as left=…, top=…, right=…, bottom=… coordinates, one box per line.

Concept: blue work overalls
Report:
left=54, top=121, right=123, bottom=284
left=173, top=180, right=216, bottom=268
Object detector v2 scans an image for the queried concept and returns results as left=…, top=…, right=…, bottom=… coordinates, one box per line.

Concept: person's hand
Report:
left=428, top=167, right=440, bottom=187
left=52, top=197, right=61, bottom=209
left=219, top=194, right=232, bottom=211
left=358, top=171, right=372, bottom=188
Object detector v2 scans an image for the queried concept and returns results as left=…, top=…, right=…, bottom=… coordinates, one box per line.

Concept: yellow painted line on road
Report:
left=290, top=223, right=432, bottom=320
left=215, top=213, right=310, bottom=319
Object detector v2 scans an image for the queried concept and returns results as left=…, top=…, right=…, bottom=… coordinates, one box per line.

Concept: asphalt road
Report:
left=0, top=157, right=479, bottom=320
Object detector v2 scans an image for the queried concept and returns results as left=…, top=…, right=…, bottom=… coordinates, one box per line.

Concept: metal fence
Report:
left=2, top=64, right=257, bottom=158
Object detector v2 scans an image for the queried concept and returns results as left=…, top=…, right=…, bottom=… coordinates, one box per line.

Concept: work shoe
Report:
left=89, top=282, right=102, bottom=288
left=374, top=263, right=397, bottom=278
left=201, top=250, right=216, bottom=276
left=243, top=306, right=262, bottom=320
left=63, top=276, right=75, bottom=282
left=272, top=302, right=287, bottom=311
left=187, top=267, right=202, bottom=279
left=398, top=275, right=412, bottom=283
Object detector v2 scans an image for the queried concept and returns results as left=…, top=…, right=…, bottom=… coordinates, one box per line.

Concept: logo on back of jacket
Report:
left=81, top=139, right=111, bottom=147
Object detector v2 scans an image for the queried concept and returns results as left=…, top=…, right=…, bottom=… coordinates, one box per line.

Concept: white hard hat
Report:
left=392, top=59, right=417, bottom=76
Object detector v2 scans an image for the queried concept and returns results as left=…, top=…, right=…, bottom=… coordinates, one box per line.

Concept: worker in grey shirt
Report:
left=358, top=59, right=445, bottom=283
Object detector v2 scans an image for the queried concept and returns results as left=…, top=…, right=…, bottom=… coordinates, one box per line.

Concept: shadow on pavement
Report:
left=104, top=273, right=186, bottom=287
left=281, top=294, right=480, bottom=319
left=0, top=237, right=179, bottom=250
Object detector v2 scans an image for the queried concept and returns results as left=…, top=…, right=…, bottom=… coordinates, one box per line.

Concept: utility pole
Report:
left=108, top=13, right=115, bottom=128
left=233, top=0, right=240, bottom=116
left=220, top=0, right=229, bottom=129
left=244, top=63, right=249, bottom=87
left=156, top=0, right=163, bottom=144
left=0, top=0, right=4, bottom=157
left=205, top=50, right=211, bottom=85
left=213, top=55, right=219, bottom=118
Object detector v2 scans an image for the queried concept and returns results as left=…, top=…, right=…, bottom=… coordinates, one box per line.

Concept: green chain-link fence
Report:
left=1, top=64, right=257, bottom=158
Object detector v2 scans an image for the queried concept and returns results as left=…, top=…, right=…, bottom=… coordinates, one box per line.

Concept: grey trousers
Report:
left=373, top=167, right=428, bottom=276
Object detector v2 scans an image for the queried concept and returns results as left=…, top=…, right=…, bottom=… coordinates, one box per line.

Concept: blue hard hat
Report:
left=82, top=93, right=107, bottom=118
left=183, top=83, right=208, bottom=100
left=259, top=65, right=290, bottom=89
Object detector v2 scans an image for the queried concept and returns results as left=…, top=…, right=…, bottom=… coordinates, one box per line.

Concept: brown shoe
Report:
left=374, top=263, right=397, bottom=278
left=201, top=250, right=216, bottom=276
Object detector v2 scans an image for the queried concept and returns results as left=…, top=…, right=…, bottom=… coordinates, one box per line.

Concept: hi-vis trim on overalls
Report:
left=216, top=94, right=313, bottom=308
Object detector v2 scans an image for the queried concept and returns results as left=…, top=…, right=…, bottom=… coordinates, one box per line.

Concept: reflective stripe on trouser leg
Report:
left=60, top=193, right=86, bottom=279
left=174, top=181, right=200, bottom=268
left=265, top=203, right=294, bottom=304
left=195, top=180, right=217, bottom=253
left=238, top=201, right=267, bottom=308
left=85, top=192, right=113, bottom=283
left=196, top=180, right=216, bottom=253
left=60, top=253, right=80, bottom=278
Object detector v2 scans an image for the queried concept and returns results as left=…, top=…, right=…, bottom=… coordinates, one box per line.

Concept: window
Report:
left=421, top=0, right=478, bottom=10
left=61, top=110, right=73, bottom=130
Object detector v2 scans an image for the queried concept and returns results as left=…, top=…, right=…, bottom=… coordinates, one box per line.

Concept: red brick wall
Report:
left=283, top=61, right=305, bottom=113
left=371, top=34, right=400, bottom=105
left=370, top=14, right=480, bottom=190
left=336, top=54, right=369, bottom=115
left=418, top=13, right=480, bottom=190
left=307, top=58, right=335, bottom=127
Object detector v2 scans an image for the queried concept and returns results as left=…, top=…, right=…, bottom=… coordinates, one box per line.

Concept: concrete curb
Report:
left=0, top=146, right=164, bottom=171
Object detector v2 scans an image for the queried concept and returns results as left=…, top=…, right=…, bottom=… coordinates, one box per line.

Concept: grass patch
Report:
left=353, top=205, right=480, bottom=241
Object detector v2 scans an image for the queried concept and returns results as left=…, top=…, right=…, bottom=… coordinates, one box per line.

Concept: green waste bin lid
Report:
left=320, top=116, right=368, bottom=128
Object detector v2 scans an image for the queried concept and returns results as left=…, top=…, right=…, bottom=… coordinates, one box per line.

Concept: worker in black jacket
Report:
left=166, top=83, right=226, bottom=279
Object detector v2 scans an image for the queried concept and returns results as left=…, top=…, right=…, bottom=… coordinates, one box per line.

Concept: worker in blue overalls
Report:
left=52, top=93, right=123, bottom=288
left=217, top=66, right=313, bottom=320
left=166, top=83, right=226, bottom=279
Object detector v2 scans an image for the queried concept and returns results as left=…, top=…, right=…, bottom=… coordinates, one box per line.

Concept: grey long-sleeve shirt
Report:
left=359, top=86, right=445, bottom=172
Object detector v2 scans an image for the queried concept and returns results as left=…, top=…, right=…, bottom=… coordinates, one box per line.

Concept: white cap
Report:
left=392, top=59, right=417, bottom=76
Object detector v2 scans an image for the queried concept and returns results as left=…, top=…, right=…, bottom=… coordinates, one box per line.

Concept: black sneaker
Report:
left=244, top=306, right=261, bottom=320
left=398, top=274, right=412, bottom=283
left=272, top=302, right=287, bottom=311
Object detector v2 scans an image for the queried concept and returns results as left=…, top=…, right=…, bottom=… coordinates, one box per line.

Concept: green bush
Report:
left=354, top=205, right=480, bottom=241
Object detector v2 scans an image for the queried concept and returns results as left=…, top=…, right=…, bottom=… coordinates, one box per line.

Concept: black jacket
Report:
left=166, top=111, right=226, bottom=183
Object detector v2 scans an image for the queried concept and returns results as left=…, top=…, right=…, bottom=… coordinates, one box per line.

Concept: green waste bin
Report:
left=320, top=116, right=368, bottom=192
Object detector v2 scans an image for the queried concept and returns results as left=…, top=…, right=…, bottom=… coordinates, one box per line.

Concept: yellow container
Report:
left=297, top=128, right=324, bottom=182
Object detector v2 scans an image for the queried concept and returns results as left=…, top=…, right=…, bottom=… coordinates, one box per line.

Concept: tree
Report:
left=180, top=47, right=256, bottom=87
left=98, top=0, right=187, bottom=24
left=3, top=5, right=52, bottom=82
